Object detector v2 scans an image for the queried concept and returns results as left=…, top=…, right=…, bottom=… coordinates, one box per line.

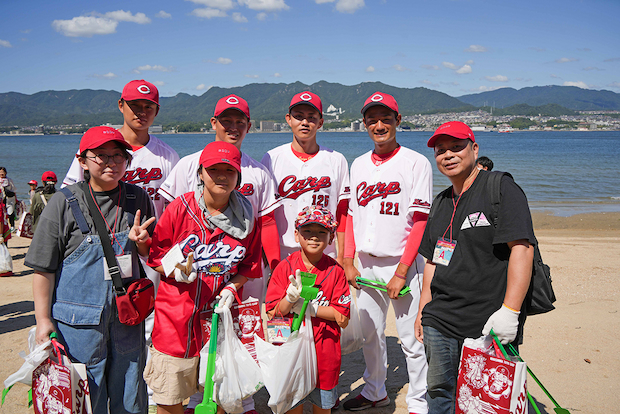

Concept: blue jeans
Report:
left=422, top=326, right=463, bottom=414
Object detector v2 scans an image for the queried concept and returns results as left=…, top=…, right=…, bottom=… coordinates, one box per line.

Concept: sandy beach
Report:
left=1, top=211, right=619, bottom=414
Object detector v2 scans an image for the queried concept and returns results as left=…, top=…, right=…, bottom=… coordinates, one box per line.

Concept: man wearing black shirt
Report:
left=414, top=121, right=535, bottom=413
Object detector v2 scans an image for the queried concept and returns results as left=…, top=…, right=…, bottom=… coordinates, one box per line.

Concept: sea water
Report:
left=1, top=130, right=619, bottom=216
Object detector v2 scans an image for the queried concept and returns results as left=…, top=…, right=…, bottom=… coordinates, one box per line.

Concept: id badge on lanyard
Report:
left=103, top=254, right=133, bottom=280
left=433, top=238, right=457, bottom=266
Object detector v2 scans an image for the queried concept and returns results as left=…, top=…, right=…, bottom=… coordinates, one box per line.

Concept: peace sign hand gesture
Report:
left=129, top=209, right=155, bottom=256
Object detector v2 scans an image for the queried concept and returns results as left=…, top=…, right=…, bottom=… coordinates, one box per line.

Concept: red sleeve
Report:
left=336, top=199, right=348, bottom=232
left=237, top=218, right=262, bottom=279
left=260, top=212, right=281, bottom=270
left=147, top=200, right=178, bottom=269
left=329, top=265, right=351, bottom=319
left=399, top=211, right=428, bottom=267
left=344, top=213, right=356, bottom=259
left=264, top=259, right=292, bottom=315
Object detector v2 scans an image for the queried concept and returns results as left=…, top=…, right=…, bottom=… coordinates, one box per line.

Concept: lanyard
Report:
left=88, top=183, right=124, bottom=254
left=441, top=170, right=479, bottom=241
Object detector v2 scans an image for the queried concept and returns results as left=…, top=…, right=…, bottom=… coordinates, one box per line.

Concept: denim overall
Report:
left=54, top=187, right=146, bottom=414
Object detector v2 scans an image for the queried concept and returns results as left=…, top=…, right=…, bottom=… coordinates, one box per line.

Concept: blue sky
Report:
left=1, top=0, right=618, bottom=98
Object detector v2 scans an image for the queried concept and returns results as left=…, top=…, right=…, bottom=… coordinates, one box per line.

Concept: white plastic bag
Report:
left=255, top=313, right=317, bottom=414
left=0, top=243, right=12, bottom=274
left=199, top=307, right=263, bottom=414
left=3, top=327, right=52, bottom=398
left=340, top=291, right=363, bottom=355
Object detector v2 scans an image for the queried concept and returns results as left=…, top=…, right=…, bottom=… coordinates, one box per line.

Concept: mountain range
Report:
left=1, top=82, right=618, bottom=127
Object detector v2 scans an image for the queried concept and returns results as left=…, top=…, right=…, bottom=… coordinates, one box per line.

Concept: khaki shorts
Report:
left=143, top=346, right=200, bottom=406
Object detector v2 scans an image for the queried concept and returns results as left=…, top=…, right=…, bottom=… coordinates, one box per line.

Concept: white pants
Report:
left=356, top=252, right=428, bottom=414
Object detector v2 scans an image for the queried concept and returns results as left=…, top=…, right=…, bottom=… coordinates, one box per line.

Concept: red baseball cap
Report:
left=199, top=141, right=242, bottom=174
left=28, top=180, right=38, bottom=186
left=79, top=126, right=132, bottom=154
left=41, top=171, right=57, bottom=183
left=214, top=94, right=250, bottom=119
left=295, top=205, right=338, bottom=234
left=121, top=80, right=159, bottom=106
left=427, top=121, right=475, bottom=148
left=289, top=91, right=322, bottom=116
left=361, top=92, right=399, bottom=115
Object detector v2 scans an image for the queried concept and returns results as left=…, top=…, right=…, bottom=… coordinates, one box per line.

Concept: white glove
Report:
left=291, top=298, right=319, bottom=317
left=285, top=269, right=302, bottom=304
left=482, top=304, right=520, bottom=344
left=0, top=235, right=4, bottom=244
left=172, top=268, right=191, bottom=284
left=171, top=253, right=197, bottom=283
left=215, top=284, right=237, bottom=313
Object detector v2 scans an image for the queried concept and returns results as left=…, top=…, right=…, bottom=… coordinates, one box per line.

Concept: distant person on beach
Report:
left=0, top=167, right=17, bottom=231
left=0, top=197, right=11, bottom=257
left=476, top=156, right=493, bottom=171
left=265, top=205, right=351, bottom=414
left=26, top=126, right=156, bottom=414
left=261, top=91, right=350, bottom=266
left=29, top=171, right=57, bottom=233
left=415, top=121, right=535, bottom=413
left=61, top=79, right=179, bottom=409
left=158, top=94, right=280, bottom=414
left=342, top=92, right=431, bottom=413
left=28, top=180, right=38, bottom=204
left=145, top=141, right=261, bottom=414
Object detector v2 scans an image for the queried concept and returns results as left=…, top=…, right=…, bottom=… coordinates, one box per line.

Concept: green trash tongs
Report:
left=195, top=304, right=219, bottom=414
left=291, top=271, right=319, bottom=332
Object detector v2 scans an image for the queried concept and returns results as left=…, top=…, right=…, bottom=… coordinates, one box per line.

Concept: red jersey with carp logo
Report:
left=147, top=192, right=261, bottom=358
left=349, top=147, right=432, bottom=258
left=265, top=251, right=351, bottom=390
left=261, top=144, right=350, bottom=257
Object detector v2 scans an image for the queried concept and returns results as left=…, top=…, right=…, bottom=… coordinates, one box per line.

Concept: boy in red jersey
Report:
left=145, top=141, right=261, bottom=414
left=265, top=205, right=351, bottom=414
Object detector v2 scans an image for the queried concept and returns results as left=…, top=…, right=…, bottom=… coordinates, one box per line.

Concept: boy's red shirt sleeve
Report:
left=237, top=217, right=262, bottom=279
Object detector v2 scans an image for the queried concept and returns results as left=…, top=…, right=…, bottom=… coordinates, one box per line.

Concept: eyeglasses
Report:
left=85, top=153, right=127, bottom=165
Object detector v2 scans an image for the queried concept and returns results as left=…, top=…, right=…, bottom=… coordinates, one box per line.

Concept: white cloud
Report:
left=421, top=64, right=439, bottom=70
left=187, top=0, right=236, bottom=9
left=134, top=64, right=173, bottom=73
left=232, top=12, right=248, bottom=22
left=238, top=0, right=290, bottom=12
left=257, top=12, right=268, bottom=20
left=191, top=8, right=228, bottom=18
left=315, top=0, right=364, bottom=13
left=156, top=11, right=172, bottom=18
left=473, top=86, right=501, bottom=92
left=442, top=61, right=457, bottom=70
left=52, top=16, right=118, bottom=37
left=273, top=72, right=282, bottom=77
left=245, top=74, right=259, bottom=78
left=94, top=72, right=117, bottom=79
left=456, top=64, right=472, bottom=74
left=103, top=10, right=151, bottom=24
left=421, top=80, right=437, bottom=86
left=465, top=60, right=474, bottom=65
left=583, top=66, right=603, bottom=71
left=197, top=84, right=207, bottom=90
left=393, top=64, right=409, bottom=72
left=485, top=75, right=508, bottom=82
left=563, top=81, right=588, bottom=89
left=217, top=57, right=232, bottom=64
left=153, top=81, right=165, bottom=86
left=0, top=39, right=12, bottom=48
left=465, top=45, right=487, bottom=53
left=556, top=57, right=578, bottom=63
left=366, top=66, right=375, bottom=73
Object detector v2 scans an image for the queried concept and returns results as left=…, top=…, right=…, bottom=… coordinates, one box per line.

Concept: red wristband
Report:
left=393, top=273, right=406, bottom=280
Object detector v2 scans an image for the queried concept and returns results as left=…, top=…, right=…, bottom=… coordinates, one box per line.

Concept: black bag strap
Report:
left=82, top=182, right=127, bottom=296
left=59, top=187, right=91, bottom=235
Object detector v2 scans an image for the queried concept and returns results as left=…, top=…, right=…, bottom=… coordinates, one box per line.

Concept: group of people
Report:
left=25, top=79, right=535, bottom=414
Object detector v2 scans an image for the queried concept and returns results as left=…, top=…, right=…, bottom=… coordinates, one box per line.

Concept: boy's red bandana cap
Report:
left=295, top=205, right=338, bottom=233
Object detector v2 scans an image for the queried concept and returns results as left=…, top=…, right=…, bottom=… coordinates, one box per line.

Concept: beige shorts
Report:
left=143, top=346, right=200, bottom=406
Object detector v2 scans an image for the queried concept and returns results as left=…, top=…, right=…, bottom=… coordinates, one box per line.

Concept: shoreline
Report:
left=1, top=211, right=618, bottom=413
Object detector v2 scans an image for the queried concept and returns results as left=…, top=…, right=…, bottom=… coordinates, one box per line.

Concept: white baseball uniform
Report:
left=348, top=146, right=432, bottom=413
left=158, top=150, right=280, bottom=302
left=61, top=134, right=179, bottom=220
left=261, top=143, right=350, bottom=259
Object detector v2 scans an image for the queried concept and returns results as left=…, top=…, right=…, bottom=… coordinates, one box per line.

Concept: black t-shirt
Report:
left=419, top=171, right=535, bottom=340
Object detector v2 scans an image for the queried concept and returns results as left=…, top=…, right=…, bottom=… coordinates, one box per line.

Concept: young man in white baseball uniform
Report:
left=261, top=91, right=350, bottom=265
left=61, top=79, right=179, bottom=410
left=342, top=92, right=432, bottom=414
left=158, top=95, right=280, bottom=414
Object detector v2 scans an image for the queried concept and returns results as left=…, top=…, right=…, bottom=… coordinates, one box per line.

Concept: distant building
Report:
left=260, top=121, right=275, bottom=132
left=149, top=125, right=163, bottom=134
left=351, top=120, right=361, bottom=131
